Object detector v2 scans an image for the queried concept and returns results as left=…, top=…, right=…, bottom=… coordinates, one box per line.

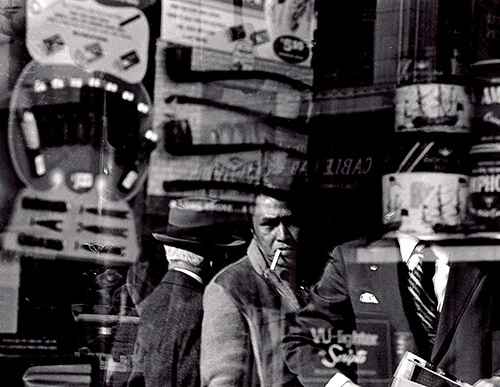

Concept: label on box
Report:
left=471, top=62, right=500, bottom=143
left=394, top=84, right=472, bottom=133
left=382, top=172, right=469, bottom=235
left=468, top=143, right=500, bottom=230
left=26, top=0, right=149, bottom=84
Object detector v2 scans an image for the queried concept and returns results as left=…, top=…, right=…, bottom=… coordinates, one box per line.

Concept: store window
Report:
left=0, top=1, right=499, bottom=386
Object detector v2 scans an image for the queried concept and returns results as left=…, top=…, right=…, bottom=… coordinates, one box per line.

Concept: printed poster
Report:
left=161, top=0, right=316, bottom=85
left=26, top=0, right=149, bottom=84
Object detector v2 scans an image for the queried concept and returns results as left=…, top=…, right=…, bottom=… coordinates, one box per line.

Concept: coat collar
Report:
left=247, top=239, right=302, bottom=311
left=162, top=268, right=205, bottom=292
left=136, top=268, right=204, bottom=315
left=171, top=267, right=204, bottom=285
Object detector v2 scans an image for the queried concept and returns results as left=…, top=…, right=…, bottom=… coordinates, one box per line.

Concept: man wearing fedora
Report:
left=128, top=197, right=245, bottom=387
left=200, top=188, right=308, bottom=386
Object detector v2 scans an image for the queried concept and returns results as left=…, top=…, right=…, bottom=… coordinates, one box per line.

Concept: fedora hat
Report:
left=152, top=197, right=246, bottom=248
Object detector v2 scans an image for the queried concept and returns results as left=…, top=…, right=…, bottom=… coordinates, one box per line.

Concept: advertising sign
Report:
left=26, top=0, right=149, bottom=84
left=301, top=319, right=392, bottom=387
left=160, top=0, right=315, bottom=85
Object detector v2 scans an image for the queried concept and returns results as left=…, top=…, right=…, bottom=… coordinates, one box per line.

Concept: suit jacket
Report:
left=129, top=269, right=205, bottom=387
left=284, top=238, right=500, bottom=386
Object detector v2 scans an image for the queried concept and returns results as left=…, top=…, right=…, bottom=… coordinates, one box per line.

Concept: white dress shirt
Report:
left=172, top=267, right=204, bottom=285
left=397, top=233, right=450, bottom=312
left=164, top=244, right=205, bottom=285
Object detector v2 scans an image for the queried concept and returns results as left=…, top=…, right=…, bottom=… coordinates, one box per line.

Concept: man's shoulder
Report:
left=328, top=238, right=369, bottom=263
left=211, top=255, right=254, bottom=283
left=142, top=272, right=203, bottom=310
left=205, top=255, right=262, bottom=302
left=330, top=238, right=396, bottom=262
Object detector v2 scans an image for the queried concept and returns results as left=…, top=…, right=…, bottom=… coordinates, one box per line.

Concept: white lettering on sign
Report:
left=470, top=174, right=500, bottom=193
left=282, top=37, right=306, bottom=52
left=309, top=328, right=379, bottom=346
left=322, top=158, right=373, bottom=176
left=321, top=345, right=368, bottom=368
left=33, top=80, right=48, bottom=93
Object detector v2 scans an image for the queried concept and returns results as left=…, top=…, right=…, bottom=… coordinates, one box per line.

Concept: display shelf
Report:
left=357, top=235, right=500, bottom=263
left=1, top=185, right=140, bottom=265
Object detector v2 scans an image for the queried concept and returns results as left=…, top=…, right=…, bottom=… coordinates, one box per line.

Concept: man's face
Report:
left=251, top=194, right=300, bottom=268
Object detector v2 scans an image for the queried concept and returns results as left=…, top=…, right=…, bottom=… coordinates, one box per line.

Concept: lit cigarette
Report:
left=270, top=249, right=281, bottom=271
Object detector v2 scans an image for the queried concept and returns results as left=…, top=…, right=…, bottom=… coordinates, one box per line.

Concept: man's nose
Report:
left=276, top=222, right=291, bottom=241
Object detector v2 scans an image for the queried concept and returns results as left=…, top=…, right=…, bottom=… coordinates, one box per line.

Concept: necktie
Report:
left=407, top=243, right=438, bottom=346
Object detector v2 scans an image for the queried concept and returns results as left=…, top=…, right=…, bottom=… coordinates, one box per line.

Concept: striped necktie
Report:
left=407, top=242, right=438, bottom=346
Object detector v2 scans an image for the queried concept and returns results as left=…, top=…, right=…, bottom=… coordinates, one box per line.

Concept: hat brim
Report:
left=152, top=228, right=246, bottom=248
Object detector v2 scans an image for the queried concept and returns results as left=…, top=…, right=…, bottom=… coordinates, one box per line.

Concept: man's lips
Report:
left=277, top=246, right=295, bottom=254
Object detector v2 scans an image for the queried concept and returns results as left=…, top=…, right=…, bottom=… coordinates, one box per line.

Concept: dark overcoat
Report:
left=130, top=269, right=204, bottom=387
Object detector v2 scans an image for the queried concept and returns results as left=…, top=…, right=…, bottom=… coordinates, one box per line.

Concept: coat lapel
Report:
left=355, top=240, right=485, bottom=365
left=366, top=260, right=411, bottom=329
left=355, top=239, right=410, bottom=327
left=431, top=262, right=482, bottom=364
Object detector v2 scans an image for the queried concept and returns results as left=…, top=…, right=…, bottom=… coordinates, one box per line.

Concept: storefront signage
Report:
left=306, top=319, right=392, bottom=386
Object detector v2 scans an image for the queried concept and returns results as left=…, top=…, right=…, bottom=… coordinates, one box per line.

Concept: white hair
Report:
left=164, top=245, right=205, bottom=267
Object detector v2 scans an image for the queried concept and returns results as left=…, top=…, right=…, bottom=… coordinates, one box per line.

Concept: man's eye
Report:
left=283, top=216, right=298, bottom=227
left=262, top=219, right=279, bottom=228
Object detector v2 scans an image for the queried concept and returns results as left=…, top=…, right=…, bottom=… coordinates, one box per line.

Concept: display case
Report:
left=0, top=0, right=499, bottom=386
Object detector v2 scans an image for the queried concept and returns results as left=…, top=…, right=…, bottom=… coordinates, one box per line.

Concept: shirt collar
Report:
left=172, top=268, right=204, bottom=285
left=397, top=233, right=420, bottom=266
left=396, top=233, right=450, bottom=268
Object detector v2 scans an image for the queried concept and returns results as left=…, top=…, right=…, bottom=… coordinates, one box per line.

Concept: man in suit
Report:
left=128, top=197, right=245, bottom=387
left=284, top=233, right=500, bottom=387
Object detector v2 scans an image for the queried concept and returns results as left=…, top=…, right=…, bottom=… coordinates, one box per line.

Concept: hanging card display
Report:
left=26, top=0, right=149, bottom=84
left=160, top=0, right=315, bottom=86
left=2, top=61, right=155, bottom=263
